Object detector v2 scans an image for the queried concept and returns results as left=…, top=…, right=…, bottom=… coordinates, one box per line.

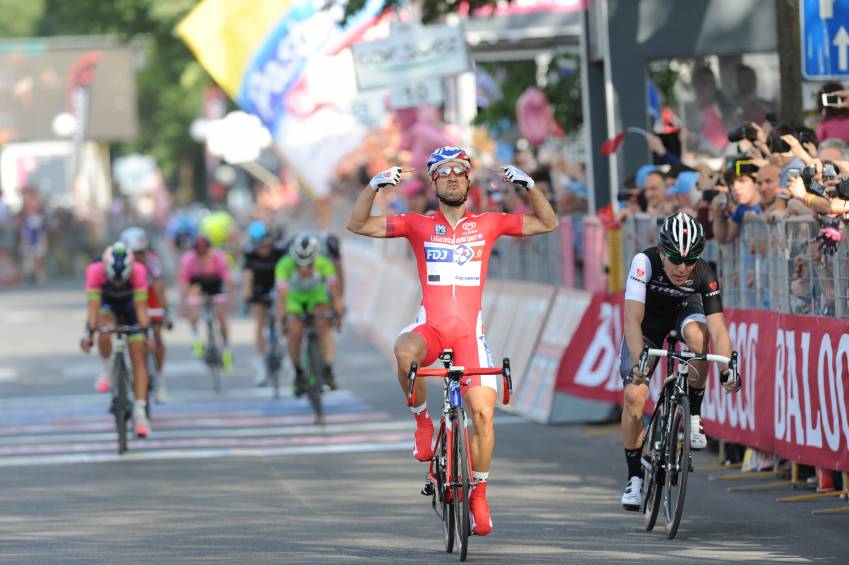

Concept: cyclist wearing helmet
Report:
left=80, top=242, right=154, bottom=437
left=199, top=209, right=240, bottom=267
left=166, top=212, right=198, bottom=251
left=281, top=230, right=344, bottom=293
left=121, top=227, right=170, bottom=403
left=274, top=232, right=344, bottom=395
left=179, top=234, right=236, bottom=371
left=242, top=220, right=287, bottom=386
left=619, top=211, right=739, bottom=511
left=346, top=145, right=558, bottom=536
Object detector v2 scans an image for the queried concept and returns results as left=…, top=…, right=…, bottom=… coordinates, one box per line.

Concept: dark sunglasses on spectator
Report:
left=433, top=165, right=469, bottom=179
left=664, top=250, right=700, bottom=266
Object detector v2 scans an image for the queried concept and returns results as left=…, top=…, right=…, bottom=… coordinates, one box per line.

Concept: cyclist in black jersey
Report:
left=619, top=211, right=740, bottom=511
left=242, top=221, right=287, bottom=386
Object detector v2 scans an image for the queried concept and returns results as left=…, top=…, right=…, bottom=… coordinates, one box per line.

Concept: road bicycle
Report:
left=262, top=292, right=285, bottom=400
left=201, top=296, right=223, bottom=393
left=99, top=325, right=144, bottom=455
left=408, top=349, right=512, bottom=562
left=638, top=331, right=738, bottom=539
left=287, top=311, right=336, bottom=424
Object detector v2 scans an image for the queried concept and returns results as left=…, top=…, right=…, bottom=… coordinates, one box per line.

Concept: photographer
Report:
left=780, top=139, right=849, bottom=217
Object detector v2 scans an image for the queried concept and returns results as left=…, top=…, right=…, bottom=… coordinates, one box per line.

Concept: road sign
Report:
left=801, top=0, right=849, bottom=80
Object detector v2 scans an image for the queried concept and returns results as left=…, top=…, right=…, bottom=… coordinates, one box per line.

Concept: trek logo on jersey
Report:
left=425, top=244, right=453, bottom=262
left=434, top=224, right=447, bottom=236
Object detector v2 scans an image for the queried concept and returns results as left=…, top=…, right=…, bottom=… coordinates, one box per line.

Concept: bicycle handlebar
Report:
left=638, top=347, right=739, bottom=385
left=406, top=358, right=513, bottom=407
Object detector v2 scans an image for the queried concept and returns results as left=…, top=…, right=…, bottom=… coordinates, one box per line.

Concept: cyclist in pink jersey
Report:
left=80, top=242, right=154, bottom=437
left=347, top=146, right=558, bottom=536
left=179, top=235, right=236, bottom=370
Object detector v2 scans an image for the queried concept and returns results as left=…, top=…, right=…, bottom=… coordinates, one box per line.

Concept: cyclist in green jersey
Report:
left=275, top=233, right=345, bottom=395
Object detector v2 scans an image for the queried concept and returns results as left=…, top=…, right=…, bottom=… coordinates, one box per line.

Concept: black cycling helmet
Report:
left=659, top=212, right=705, bottom=259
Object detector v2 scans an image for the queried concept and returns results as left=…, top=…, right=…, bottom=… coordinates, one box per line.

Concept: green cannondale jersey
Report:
left=275, top=254, right=336, bottom=294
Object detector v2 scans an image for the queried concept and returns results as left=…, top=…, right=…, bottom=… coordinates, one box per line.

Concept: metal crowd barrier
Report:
left=620, top=213, right=849, bottom=319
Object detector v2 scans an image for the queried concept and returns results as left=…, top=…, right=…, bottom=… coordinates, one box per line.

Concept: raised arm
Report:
left=501, top=166, right=559, bottom=236
left=346, top=167, right=402, bottom=238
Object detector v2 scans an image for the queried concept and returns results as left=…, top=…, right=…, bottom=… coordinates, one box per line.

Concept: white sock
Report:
left=134, top=399, right=147, bottom=413
left=101, top=357, right=111, bottom=375
left=473, top=471, right=489, bottom=483
left=410, top=403, right=428, bottom=416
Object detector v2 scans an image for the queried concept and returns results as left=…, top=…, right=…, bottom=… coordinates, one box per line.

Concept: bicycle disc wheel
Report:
left=453, top=410, right=470, bottom=561
left=113, top=356, right=129, bottom=454
left=435, top=426, right=454, bottom=553
left=305, top=334, right=324, bottom=425
left=663, top=396, right=691, bottom=539
left=642, top=409, right=663, bottom=531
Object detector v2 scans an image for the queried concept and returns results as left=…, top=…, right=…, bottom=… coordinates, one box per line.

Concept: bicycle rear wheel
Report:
left=434, top=424, right=454, bottom=553
left=305, top=334, right=324, bottom=425
left=452, top=410, right=471, bottom=561
left=206, top=321, right=222, bottom=393
left=642, top=407, right=663, bottom=531
left=112, top=356, right=130, bottom=454
left=663, top=396, right=691, bottom=539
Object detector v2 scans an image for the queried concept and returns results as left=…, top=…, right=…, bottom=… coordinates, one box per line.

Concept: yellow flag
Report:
left=176, top=0, right=294, bottom=98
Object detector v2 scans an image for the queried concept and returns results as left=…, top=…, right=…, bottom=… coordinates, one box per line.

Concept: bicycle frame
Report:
left=99, top=325, right=143, bottom=454
left=202, top=296, right=222, bottom=392
left=408, top=349, right=512, bottom=560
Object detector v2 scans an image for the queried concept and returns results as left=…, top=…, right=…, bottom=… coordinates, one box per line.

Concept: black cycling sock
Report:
left=689, top=387, right=705, bottom=416
left=625, top=448, right=642, bottom=479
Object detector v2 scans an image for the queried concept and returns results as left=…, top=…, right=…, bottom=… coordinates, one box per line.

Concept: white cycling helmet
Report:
left=103, top=242, right=134, bottom=283
left=120, top=226, right=148, bottom=253
left=290, top=233, right=319, bottom=267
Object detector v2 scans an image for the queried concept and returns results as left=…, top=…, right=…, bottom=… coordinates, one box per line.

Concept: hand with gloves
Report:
left=369, top=167, right=402, bottom=191
left=503, top=165, right=535, bottom=190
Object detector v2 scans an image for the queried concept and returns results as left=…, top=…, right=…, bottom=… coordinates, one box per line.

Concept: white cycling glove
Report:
left=503, top=165, right=535, bottom=190
left=369, top=167, right=402, bottom=191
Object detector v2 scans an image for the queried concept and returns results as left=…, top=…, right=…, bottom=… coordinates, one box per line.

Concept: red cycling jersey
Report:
left=386, top=210, right=524, bottom=392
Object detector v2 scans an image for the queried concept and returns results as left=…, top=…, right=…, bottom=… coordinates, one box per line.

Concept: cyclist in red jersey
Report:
left=347, top=146, right=558, bottom=536
left=122, top=227, right=171, bottom=403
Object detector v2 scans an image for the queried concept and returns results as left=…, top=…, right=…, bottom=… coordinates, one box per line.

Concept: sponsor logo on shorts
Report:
left=709, top=280, right=718, bottom=291
left=434, top=224, right=447, bottom=235
left=706, top=290, right=720, bottom=297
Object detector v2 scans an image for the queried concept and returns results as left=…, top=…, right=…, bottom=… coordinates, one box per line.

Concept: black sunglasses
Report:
left=664, top=250, right=700, bottom=266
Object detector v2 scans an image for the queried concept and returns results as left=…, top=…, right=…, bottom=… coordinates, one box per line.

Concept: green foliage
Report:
left=474, top=56, right=583, bottom=138
left=0, top=0, right=44, bottom=38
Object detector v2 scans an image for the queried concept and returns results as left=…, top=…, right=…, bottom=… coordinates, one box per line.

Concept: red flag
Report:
left=600, top=129, right=627, bottom=155
left=596, top=203, right=621, bottom=230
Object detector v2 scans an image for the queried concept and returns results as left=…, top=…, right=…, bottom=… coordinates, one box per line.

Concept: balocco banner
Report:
left=555, top=292, right=849, bottom=471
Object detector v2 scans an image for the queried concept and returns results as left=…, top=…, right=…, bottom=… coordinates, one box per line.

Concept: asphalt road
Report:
left=0, top=284, right=845, bottom=564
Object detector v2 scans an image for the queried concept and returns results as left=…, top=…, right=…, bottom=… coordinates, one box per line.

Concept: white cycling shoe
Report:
left=621, top=476, right=643, bottom=511
left=690, top=415, right=707, bottom=450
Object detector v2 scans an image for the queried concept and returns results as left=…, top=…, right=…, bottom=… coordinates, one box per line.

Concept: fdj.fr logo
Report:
left=425, top=247, right=452, bottom=262
left=434, top=225, right=447, bottom=235
left=455, top=245, right=474, bottom=265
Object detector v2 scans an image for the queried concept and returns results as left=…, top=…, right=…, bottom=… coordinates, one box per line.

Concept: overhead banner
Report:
left=555, top=292, right=849, bottom=471
left=177, top=0, right=384, bottom=196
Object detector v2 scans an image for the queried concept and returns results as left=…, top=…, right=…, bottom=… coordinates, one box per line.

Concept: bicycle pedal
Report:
left=421, top=482, right=435, bottom=497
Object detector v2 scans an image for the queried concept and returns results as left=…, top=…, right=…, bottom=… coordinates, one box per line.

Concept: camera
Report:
left=822, top=161, right=840, bottom=180
left=701, top=188, right=719, bottom=203
left=802, top=165, right=827, bottom=197
left=835, top=177, right=849, bottom=200
left=822, top=93, right=845, bottom=107
left=727, top=123, right=758, bottom=143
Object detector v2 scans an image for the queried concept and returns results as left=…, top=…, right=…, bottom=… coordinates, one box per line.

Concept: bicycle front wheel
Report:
left=113, top=356, right=130, bottom=455
left=435, top=424, right=454, bottom=553
left=452, top=410, right=471, bottom=561
left=305, top=334, right=324, bottom=425
left=663, top=396, right=691, bottom=539
left=642, top=408, right=663, bottom=531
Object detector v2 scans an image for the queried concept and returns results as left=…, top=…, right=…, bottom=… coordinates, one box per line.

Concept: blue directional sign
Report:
left=801, top=0, right=849, bottom=80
